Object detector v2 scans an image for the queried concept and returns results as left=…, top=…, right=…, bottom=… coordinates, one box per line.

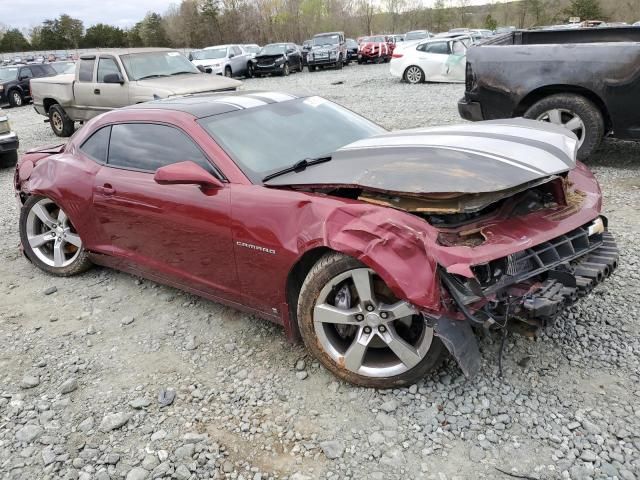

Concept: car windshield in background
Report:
left=120, top=51, right=199, bottom=80
left=260, top=44, right=286, bottom=55
left=199, top=97, right=385, bottom=183
left=244, top=46, right=260, bottom=54
left=0, top=67, right=18, bottom=81
left=347, top=39, right=358, bottom=48
left=51, top=62, right=75, bottom=74
left=314, top=35, right=339, bottom=46
left=406, top=31, right=427, bottom=40
left=193, top=48, right=227, bottom=60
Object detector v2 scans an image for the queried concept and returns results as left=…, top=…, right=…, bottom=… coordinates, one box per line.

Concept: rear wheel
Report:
left=8, top=90, right=23, bottom=107
left=19, top=195, right=92, bottom=276
left=524, top=94, right=604, bottom=160
left=404, top=65, right=424, bottom=84
left=0, top=150, right=18, bottom=168
left=49, top=104, right=75, bottom=137
left=297, top=253, right=445, bottom=388
left=224, top=66, right=232, bottom=77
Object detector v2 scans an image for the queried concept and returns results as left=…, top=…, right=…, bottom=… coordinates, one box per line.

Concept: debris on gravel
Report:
left=1, top=63, right=639, bottom=479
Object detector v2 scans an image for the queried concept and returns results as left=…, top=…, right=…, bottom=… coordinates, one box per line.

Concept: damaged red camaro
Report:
left=14, top=91, right=618, bottom=388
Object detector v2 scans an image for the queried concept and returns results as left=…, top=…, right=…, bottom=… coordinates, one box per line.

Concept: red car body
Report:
left=14, top=92, right=617, bottom=383
left=358, top=35, right=395, bottom=62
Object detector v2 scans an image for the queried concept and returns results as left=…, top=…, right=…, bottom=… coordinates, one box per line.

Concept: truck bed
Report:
left=485, top=26, right=640, bottom=46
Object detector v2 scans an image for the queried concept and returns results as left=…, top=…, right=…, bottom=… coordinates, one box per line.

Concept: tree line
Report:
left=0, top=0, right=636, bottom=53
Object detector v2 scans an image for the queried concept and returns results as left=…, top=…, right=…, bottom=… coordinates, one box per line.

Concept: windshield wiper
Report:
left=262, top=156, right=332, bottom=183
left=137, top=74, right=169, bottom=80
left=170, top=71, right=198, bottom=76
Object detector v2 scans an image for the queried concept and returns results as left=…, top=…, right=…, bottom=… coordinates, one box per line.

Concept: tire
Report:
left=297, top=252, right=445, bottom=388
left=0, top=150, right=18, bottom=168
left=19, top=195, right=92, bottom=277
left=298, top=60, right=303, bottom=72
left=524, top=93, right=604, bottom=160
left=282, top=63, right=290, bottom=76
left=49, top=104, right=75, bottom=137
left=246, top=63, right=253, bottom=78
left=8, top=90, right=24, bottom=107
left=336, top=56, right=343, bottom=70
left=224, top=66, right=232, bottom=77
left=309, top=65, right=316, bottom=72
left=404, top=65, right=424, bottom=84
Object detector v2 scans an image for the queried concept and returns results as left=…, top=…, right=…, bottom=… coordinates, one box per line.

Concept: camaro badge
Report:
left=236, top=241, right=276, bottom=255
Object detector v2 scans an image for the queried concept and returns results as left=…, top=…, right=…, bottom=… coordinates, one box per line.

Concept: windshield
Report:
left=192, top=48, right=227, bottom=60
left=0, top=68, right=18, bottom=82
left=406, top=31, right=427, bottom=40
left=51, top=62, right=75, bottom=74
left=260, top=44, right=286, bottom=55
left=347, top=39, right=358, bottom=48
left=199, top=96, right=385, bottom=183
left=120, top=51, right=199, bottom=80
left=313, top=34, right=339, bottom=46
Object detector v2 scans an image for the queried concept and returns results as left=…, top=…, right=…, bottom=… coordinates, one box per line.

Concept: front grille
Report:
left=472, top=222, right=604, bottom=294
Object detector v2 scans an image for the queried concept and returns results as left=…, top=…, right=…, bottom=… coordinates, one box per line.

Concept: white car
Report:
left=390, top=37, right=467, bottom=84
left=191, top=44, right=249, bottom=77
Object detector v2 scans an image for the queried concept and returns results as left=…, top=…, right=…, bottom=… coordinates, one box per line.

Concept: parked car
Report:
left=13, top=91, right=618, bottom=387
left=1, top=64, right=57, bottom=107
left=358, top=35, right=394, bottom=63
left=191, top=44, right=250, bottom=77
left=390, top=37, right=467, bottom=83
left=307, top=31, right=348, bottom=71
left=346, top=38, right=359, bottom=63
left=30, top=48, right=241, bottom=137
left=458, top=26, right=640, bottom=159
left=243, top=44, right=261, bottom=59
left=252, top=43, right=303, bottom=77
left=0, top=109, right=18, bottom=167
left=404, top=30, right=432, bottom=42
left=50, top=61, right=76, bottom=75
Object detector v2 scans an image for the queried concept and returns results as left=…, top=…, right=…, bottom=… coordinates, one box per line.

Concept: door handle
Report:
left=94, top=88, right=101, bottom=95
left=96, top=184, right=115, bottom=195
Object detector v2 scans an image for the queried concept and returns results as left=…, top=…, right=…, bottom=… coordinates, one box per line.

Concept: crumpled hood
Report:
left=134, top=73, right=241, bottom=95
left=265, top=119, right=578, bottom=195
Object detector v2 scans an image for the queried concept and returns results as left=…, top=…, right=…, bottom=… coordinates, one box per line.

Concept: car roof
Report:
left=125, top=90, right=307, bottom=118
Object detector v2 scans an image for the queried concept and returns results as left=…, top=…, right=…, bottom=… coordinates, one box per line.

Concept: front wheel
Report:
left=224, top=66, right=232, bottom=77
left=49, top=104, right=75, bottom=137
left=336, top=56, right=343, bottom=69
left=404, top=65, right=424, bottom=84
left=308, top=65, right=316, bottom=72
left=19, top=195, right=92, bottom=276
left=282, top=62, right=290, bottom=76
left=524, top=93, right=604, bottom=160
left=9, top=90, right=24, bottom=107
left=297, top=252, right=445, bottom=388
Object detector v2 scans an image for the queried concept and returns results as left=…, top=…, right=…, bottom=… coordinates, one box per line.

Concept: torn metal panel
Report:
left=266, top=119, right=578, bottom=195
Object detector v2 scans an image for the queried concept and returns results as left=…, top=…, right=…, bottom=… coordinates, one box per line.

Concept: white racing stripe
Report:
left=341, top=134, right=570, bottom=174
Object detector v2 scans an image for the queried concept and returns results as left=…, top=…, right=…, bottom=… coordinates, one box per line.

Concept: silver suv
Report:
left=191, top=44, right=250, bottom=77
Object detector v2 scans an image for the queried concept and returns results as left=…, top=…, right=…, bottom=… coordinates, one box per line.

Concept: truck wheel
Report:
left=296, top=252, right=445, bottom=388
left=8, top=90, right=24, bottom=107
left=49, top=104, right=75, bottom=137
left=336, top=56, right=343, bottom=69
left=0, top=150, right=18, bottom=168
left=524, top=94, right=604, bottom=160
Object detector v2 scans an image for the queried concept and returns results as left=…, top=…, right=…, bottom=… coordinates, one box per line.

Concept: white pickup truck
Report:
left=31, top=48, right=241, bottom=137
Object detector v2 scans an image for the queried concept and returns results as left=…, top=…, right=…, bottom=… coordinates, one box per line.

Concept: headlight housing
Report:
left=275, top=57, right=285, bottom=65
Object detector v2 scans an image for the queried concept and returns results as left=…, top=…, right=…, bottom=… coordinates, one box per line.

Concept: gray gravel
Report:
left=1, top=63, right=639, bottom=480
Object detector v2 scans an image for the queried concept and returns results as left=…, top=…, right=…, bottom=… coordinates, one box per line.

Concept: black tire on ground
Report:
left=8, top=90, right=24, bottom=107
left=0, top=150, right=18, bottom=168
left=308, top=65, right=316, bottom=72
left=298, top=60, right=303, bottom=72
left=523, top=93, right=605, bottom=160
left=336, top=56, right=343, bottom=69
left=403, top=65, right=425, bottom=84
left=296, top=252, right=446, bottom=388
left=246, top=63, right=253, bottom=78
left=282, top=62, right=290, bottom=76
left=224, top=66, right=232, bottom=77
left=357, top=58, right=363, bottom=64
left=19, top=195, right=93, bottom=277
left=48, top=104, right=75, bottom=137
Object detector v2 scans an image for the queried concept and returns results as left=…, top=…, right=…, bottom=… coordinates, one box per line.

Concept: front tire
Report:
left=8, top=90, right=24, bottom=107
left=297, top=252, right=445, bottom=388
left=20, top=195, right=92, bottom=276
left=524, top=93, right=604, bottom=160
left=282, top=63, right=290, bottom=76
left=49, top=104, right=75, bottom=137
left=336, top=56, right=343, bottom=69
left=224, top=66, right=232, bottom=77
left=404, top=66, right=424, bottom=84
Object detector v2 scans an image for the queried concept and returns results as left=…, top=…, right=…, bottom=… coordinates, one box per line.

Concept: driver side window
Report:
left=97, top=57, right=121, bottom=83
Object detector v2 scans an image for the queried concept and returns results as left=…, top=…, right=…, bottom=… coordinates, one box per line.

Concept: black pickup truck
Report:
left=458, top=27, right=640, bottom=159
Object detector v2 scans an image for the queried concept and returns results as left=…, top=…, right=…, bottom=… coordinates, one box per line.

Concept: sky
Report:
left=4, top=0, right=502, bottom=31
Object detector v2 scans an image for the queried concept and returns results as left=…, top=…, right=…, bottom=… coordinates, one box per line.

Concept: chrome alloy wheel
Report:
left=537, top=108, right=586, bottom=147
left=12, top=91, right=23, bottom=106
left=25, top=198, right=82, bottom=268
left=405, top=66, right=423, bottom=84
left=313, top=268, right=433, bottom=378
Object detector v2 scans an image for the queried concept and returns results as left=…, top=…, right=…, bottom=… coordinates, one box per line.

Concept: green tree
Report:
left=565, top=0, right=604, bottom=19
left=34, top=14, right=84, bottom=49
left=484, top=14, right=497, bottom=30
left=82, top=24, right=126, bottom=48
left=432, top=0, right=450, bottom=32
left=0, top=29, right=31, bottom=52
left=139, top=12, right=169, bottom=47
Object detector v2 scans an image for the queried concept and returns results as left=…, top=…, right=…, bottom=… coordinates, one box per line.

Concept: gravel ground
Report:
left=0, top=63, right=639, bottom=480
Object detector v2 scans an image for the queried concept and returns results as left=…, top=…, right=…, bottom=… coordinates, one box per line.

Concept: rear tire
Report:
left=224, top=66, right=232, bottom=77
left=49, top=104, right=75, bottom=137
left=524, top=93, right=604, bottom=160
left=0, top=150, right=18, bottom=168
left=297, top=252, right=445, bottom=388
left=8, top=90, right=23, bottom=107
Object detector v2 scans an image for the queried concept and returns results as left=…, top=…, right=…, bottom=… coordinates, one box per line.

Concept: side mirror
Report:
left=19, top=75, right=29, bottom=81
left=196, top=65, right=206, bottom=73
left=154, top=161, right=224, bottom=190
left=103, top=73, right=124, bottom=84
left=229, top=52, right=235, bottom=58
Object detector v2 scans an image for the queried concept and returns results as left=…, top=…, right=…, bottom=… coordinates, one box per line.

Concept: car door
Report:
left=288, top=44, right=301, bottom=66
left=230, top=46, right=245, bottom=74
left=445, top=40, right=467, bottom=82
left=415, top=41, right=451, bottom=81
left=91, top=122, right=240, bottom=301
left=94, top=55, right=129, bottom=109
left=18, top=66, right=33, bottom=94
left=73, top=56, right=99, bottom=120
